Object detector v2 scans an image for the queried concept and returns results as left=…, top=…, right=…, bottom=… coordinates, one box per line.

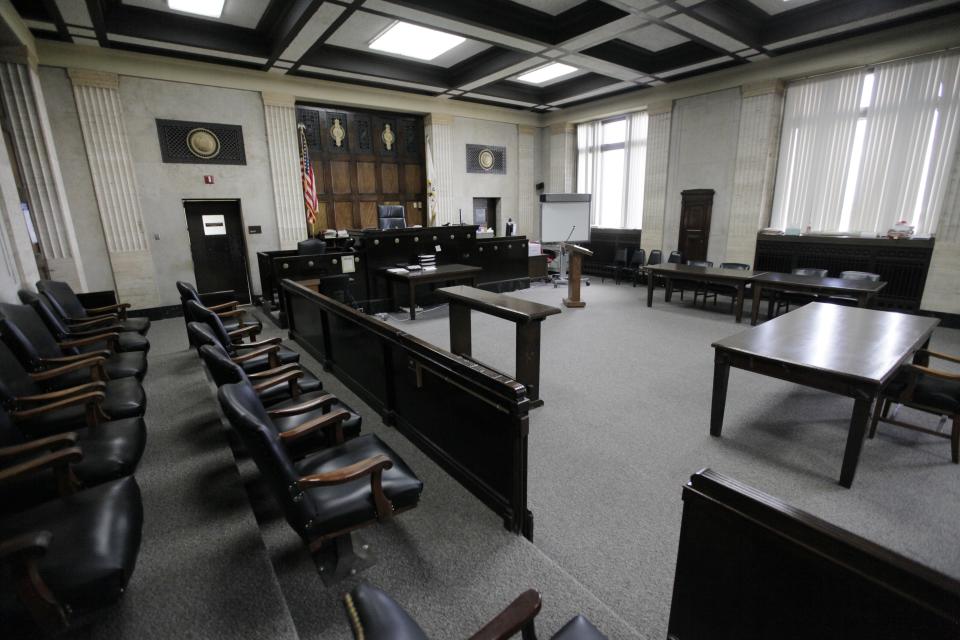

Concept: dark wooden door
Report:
left=184, top=200, right=251, bottom=303
left=678, top=189, right=714, bottom=262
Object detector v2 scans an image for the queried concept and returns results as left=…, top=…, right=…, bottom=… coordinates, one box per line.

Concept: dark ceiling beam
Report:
left=84, top=0, right=108, bottom=47
left=687, top=0, right=766, bottom=50
left=39, top=0, right=71, bottom=41
left=466, top=80, right=542, bottom=104
left=292, top=69, right=442, bottom=97
left=299, top=44, right=448, bottom=86
left=552, top=1, right=633, bottom=44
left=763, top=0, right=938, bottom=45
left=447, top=48, right=531, bottom=89
left=100, top=4, right=271, bottom=57
left=583, top=40, right=721, bottom=75
left=289, top=0, right=362, bottom=73
left=541, top=73, right=625, bottom=104
left=262, top=0, right=323, bottom=67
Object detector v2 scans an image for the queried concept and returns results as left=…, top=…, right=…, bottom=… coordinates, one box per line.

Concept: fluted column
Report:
left=69, top=69, right=158, bottom=309
left=0, top=60, right=87, bottom=289
left=425, top=113, right=455, bottom=225
left=727, top=81, right=784, bottom=266
left=263, top=92, right=307, bottom=249
left=921, top=139, right=960, bottom=313
left=640, top=101, right=672, bottom=255
left=518, top=125, right=537, bottom=238
left=547, top=123, right=575, bottom=193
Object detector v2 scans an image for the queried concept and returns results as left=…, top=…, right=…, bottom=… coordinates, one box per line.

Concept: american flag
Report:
left=298, top=123, right=319, bottom=230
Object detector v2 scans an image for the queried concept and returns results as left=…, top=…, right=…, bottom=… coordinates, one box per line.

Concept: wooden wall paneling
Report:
left=405, top=201, right=421, bottom=225
left=331, top=161, right=352, bottom=194
left=381, top=163, right=400, bottom=194
left=357, top=161, right=377, bottom=194
left=334, top=201, right=354, bottom=229
left=316, top=202, right=329, bottom=230
left=360, top=201, right=378, bottom=229
left=404, top=164, right=422, bottom=194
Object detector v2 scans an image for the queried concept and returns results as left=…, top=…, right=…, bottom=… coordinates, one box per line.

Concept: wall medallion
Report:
left=477, top=148, right=495, bottom=170
left=466, top=144, right=506, bottom=174
left=186, top=128, right=221, bottom=159
left=381, top=123, right=395, bottom=151
left=330, top=118, right=346, bottom=147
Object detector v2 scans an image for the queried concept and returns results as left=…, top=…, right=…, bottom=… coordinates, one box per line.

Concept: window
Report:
left=772, top=51, right=960, bottom=237
left=576, top=112, right=647, bottom=229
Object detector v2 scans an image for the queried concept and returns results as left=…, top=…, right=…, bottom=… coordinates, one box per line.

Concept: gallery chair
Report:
left=37, top=280, right=149, bottom=336
left=869, top=349, right=960, bottom=463
left=186, top=301, right=299, bottom=368
left=187, top=321, right=288, bottom=375
left=176, top=281, right=259, bottom=344
left=19, top=290, right=150, bottom=355
left=377, top=204, right=406, bottom=230
left=0, top=473, right=143, bottom=636
left=667, top=250, right=683, bottom=264
left=773, top=267, right=829, bottom=316
left=0, top=303, right=147, bottom=382
left=217, top=381, right=422, bottom=580
left=701, top=262, right=751, bottom=311
left=342, top=582, right=606, bottom=640
left=620, top=248, right=646, bottom=286
left=599, top=248, right=627, bottom=284
left=674, top=259, right=709, bottom=302
left=0, top=341, right=145, bottom=435
left=0, top=404, right=145, bottom=514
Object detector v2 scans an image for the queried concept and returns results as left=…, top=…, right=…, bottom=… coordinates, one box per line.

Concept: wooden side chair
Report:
left=869, top=349, right=960, bottom=463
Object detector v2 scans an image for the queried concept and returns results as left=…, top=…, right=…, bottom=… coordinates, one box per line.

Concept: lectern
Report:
left=561, top=243, right=593, bottom=308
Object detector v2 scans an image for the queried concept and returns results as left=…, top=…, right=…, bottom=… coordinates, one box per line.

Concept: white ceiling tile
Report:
left=55, top=0, right=93, bottom=27
left=561, top=53, right=643, bottom=81
left=457, top=57, right=549, bottom=91
left=645, top=5, right=676, bottom=19
left=505, top=0, right=585, bottom=15
left=121, top=0, right=268, bottom=29
left=665, top=13, right=747, bottom=51
left=278, top=3, right=345, bottom=62
left=549, top=81, right=634, bottom=105
left=618, top=23, right=688, bottom=51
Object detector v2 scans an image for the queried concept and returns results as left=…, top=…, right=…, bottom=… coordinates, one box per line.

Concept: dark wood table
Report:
left=711, top=302, right=939, bottom=487
left=383, top=263, right=482, bottom=320
left=438, top=285, right=561, bottom=408
left=646, top=263, right=765, bottom=323
left=750, top=272, right=887, bottom=325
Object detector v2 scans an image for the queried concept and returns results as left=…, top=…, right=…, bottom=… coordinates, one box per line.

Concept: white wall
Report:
left=451, top=116, right=519, bottom=235
left=118, top=76, right=278, bottom=307
left=663, top=88, right=742, bottom=263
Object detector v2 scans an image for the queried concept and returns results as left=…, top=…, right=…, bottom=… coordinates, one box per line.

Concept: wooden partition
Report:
left=669, top=469, right=960, bottom=638
left=258, top=250, right=366, bottom=318
left=282, top=280, right=534, bottom=538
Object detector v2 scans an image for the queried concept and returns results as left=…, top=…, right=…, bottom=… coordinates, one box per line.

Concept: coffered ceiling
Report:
left=15, top=0, right=960, bottom=112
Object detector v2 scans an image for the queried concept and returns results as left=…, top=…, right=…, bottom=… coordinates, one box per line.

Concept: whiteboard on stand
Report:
left=539, top=194, right=592, bottom=244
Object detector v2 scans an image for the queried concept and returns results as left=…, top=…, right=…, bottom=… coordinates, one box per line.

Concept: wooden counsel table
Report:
left=750, top=272, right=887, bottom=325
left=711, top=303, right=939, bottom=487
left=384, top=263, right=482, bottom=320
left=438, top=285, right=561, bottom=407
left=646, top=263, right=764, bottom=323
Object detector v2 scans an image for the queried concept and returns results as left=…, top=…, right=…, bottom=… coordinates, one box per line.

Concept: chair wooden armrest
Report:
left=17, top=382, right=106, bottom=404
left=278, top=408, right=349, bottom=445
left=59, top=332, right=120, bottom=350
left=0, top=530, right=67, bottom=633
left=217, top=309, right=244, bottom=319
left=247, top=363, right=301, bottom=379
left=233, top=337, right=282, bottom=349
left=84, top=302, right=129, bottom=318
left=0, top=432, right=79, bottom=458
left=227, top=324, right=259, bottom=341
left=64, top=316, right=121, bottom=330
left=467, top=590, right=543, bottom=640
left=267, top=393, right=336, bottom=417
left=0, top=446, right=83, bottom=488
left=208, top=300, right=238, bottom=312
left=919, top=350, right=960, bottom=366
left=905, top=363, right=960, bottom=382
left=13, top=391, right=107, bottom=425
left=42, top=351, right=112, bottom=365
left=252, top=370, right=303, bottom=396
left=297, top=453, right=394, bottom=519
left=29, top=356, right=107, bottom=382
left=232, top=344, right=279, bottom=364
left=69, top=312, right=119, bottom=324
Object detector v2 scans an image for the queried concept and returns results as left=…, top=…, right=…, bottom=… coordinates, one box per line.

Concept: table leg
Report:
left=710, top=351, right=730, bottom=436
left=516, top=321, right=542, bottom=404
left=857, top=293, right=869, bottom=308
left=734, top=283, right=745, bottom=323
left=449, top=302, right=472, bottom=357
left=646, top=271, right=655, bottom=307
left=751, top=284, right=762, bottom=326
left=408, top=282, right=417, bottom=320
left=839, top=394, right=873, bottom=488
left=665, top=278, right=674, bottom=303
left=766, top=293, right=774, bottom=320
left=914, top=335, right=931, bottom=366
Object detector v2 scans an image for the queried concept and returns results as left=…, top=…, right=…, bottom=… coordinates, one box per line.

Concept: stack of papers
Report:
left=387, top=267, right=409, bottom=275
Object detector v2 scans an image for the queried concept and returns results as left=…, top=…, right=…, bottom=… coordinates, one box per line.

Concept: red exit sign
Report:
left=203, top=175, right=214, bottom=184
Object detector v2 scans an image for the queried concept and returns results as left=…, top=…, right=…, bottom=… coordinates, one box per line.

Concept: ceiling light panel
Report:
left=516, top=63, right=578, bottom=84
left=168, top=0, right=224, bottom=19
left=369, top=21, right=466, bottom=61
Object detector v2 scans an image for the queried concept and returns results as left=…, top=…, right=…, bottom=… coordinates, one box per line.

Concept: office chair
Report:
left=377, top=205, right=406, bottom=230
left=774, top=267, right=829, bottom=316
left=667, top=251, right=683, bottom=264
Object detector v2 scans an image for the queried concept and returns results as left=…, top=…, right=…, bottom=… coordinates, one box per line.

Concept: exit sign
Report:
left=203, top=175, right=214, bottom=184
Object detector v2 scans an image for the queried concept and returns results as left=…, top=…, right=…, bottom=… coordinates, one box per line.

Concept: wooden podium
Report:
left=561, top=243, right=593, bottom=308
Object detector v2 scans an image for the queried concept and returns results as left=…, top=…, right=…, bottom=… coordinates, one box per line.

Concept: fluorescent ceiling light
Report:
left=369, top=21, right=466, bottom=61
left=516, top=63, right=578, bottom=84
left=168, top=0, right=225, bottom=18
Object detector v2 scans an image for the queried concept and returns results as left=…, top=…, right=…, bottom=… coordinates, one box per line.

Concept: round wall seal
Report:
left=477, top=148, right=495, bottom=171
left=186, top=128, right=221, bottom=159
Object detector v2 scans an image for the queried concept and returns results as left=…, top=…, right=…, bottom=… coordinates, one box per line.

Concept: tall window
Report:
left=576, top=111, right=647, bottom=229
left=772, top=51, right=960, bottom=237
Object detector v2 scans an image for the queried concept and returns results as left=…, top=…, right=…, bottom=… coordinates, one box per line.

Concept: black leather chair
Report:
left=0, top=405, right=145, bottom=514
left=377, top=205, right=406, bottom=230
left=870, top=348, right=959, bottom=463
left=0, top=341, right=145, bottom=435
left=37, top=280, right=149, bottom=335
left=19, top=290, right=150, bottom=354
left=774, top=267, right=829, bottom=316
left=667, top=250, right=683, bottom=264
left=0, top=473, right=143, bottom=635
left=619, top=248, right=646, bottom=286
left=700, top=262, right=750, bottom=310
left=198, top=344, right=361, bottom=454
left=599, top=248, right=627, bottom=284
left=683, top=260, right=713, bottom=305
left=176, top=281, right=259, bottom=345
left=217, top=381, right=422, bottom=580
left=188, top=321, right=285, bottom=375
left=342, top=582, right=606, bottom=640
left=0, top=303, right=147, bottom=382
left=647, top=249, right=662, bottom=266
left=185, top=300, right=300, bottom=370
left=298, top=238, right=328, bottom=255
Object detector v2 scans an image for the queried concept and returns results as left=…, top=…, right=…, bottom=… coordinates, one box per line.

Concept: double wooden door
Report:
left=678, top=189, right=714, bottom=262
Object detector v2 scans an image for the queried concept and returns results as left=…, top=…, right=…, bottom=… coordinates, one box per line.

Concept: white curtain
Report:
left=848, top=52, right=960, bottom=236
left=623, top=111, right=648, bottom=229
left=771, top=68, right=866, bottom=232
left=576, top=121, right=602, bottom=225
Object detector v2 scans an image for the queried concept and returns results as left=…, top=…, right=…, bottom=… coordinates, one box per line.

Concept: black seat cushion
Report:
left=53, top=352, right=147, bottom=383
left=256, top=372, right=324, bottom=406
left=238, top=346, right=300, bottom=374
left=0, top=476, right=143, bottom=614
left=296, top=434, right=422, bottom=537
left=346, top=582, right=429, bottom=640
left=118, top=316, right=150, bottom=335
left=39, top=377, right=146, bottom=422
left=77, top=331, right=150, bottom=354
left=270, top=390, right=361, bottom=455
left=552, top=616, right=607, bottom=640
left=885, top=371, right=960, bottom=414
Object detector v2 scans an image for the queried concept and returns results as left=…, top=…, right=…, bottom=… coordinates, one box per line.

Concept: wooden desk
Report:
left=711, top=303, right=939, bottom=487
left=438, top=285, right=561, bottom=407
left=383, top=264, right=482, bottom=320
left=646, top=263, right=764, bottom=323
left=750, top=272, right=887, bottom=325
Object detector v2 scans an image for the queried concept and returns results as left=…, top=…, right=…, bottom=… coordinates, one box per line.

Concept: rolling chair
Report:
left=377, top=205, right=406, bottom=230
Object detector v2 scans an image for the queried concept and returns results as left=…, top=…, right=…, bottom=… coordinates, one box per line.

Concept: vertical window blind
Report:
left=576, top=111, right=647, bottom=229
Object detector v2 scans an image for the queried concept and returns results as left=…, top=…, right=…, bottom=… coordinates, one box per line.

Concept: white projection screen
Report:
left=539, top=194, right=592, bottom=243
